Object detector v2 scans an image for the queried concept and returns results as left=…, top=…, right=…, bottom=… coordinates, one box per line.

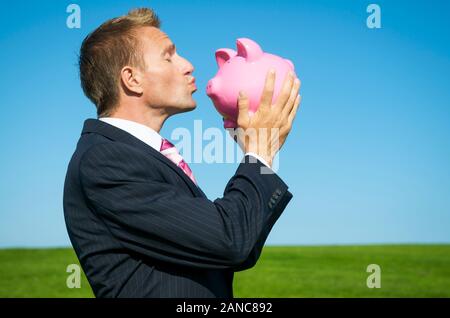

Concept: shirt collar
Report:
left=99, top=117, right=163, bottom=151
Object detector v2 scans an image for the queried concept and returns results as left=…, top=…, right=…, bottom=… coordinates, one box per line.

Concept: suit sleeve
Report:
left=232, top=202, right=288, bottom=272
left=79, top=142, right=293, bottom=270
left=232, top=156, right=293, bottom=271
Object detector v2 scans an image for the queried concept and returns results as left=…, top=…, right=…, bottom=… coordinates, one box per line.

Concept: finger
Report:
left=258, top=69, right=276, bottom=111
left=288, top=94, right=301, bottom=125
left=237, top=91, right=250, bottom=124
left=274, top=71, right=295, bottom=110
left=282, top=78, right=301, bottom=118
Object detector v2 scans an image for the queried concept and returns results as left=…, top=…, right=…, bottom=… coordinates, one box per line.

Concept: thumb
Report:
left=237, top=91, right=249, bottom=122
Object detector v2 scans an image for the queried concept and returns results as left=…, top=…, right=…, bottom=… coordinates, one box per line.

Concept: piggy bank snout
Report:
left=206, top=78, right=219, bottom=97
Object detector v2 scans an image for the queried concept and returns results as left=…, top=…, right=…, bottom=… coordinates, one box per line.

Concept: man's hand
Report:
left=228, top=69, right=301, bottom=167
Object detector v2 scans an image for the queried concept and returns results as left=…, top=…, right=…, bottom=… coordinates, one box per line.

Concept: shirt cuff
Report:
left=244, top=152, right=272, bottom=169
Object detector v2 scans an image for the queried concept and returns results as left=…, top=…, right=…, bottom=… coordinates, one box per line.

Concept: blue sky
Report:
left=0, top=0, right=449, bottom=247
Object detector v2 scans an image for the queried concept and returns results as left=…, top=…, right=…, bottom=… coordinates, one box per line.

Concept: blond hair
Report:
left=79, top=8, right=161, bottom=117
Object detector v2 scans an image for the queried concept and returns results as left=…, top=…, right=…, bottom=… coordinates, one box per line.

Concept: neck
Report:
left=106, top=103, right=168, bottom=133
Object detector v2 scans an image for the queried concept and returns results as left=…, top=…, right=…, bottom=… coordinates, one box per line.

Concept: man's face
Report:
left=137, top=27, right=197, bottom=114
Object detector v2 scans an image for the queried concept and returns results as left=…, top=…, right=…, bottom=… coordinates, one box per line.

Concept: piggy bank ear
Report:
left=215, top=49, right=237, bottom=68
left=236, top=38, right=263, bottom=62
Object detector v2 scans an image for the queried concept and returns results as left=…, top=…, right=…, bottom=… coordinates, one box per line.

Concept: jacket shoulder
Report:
left=68, top=133, right=112, bottom=170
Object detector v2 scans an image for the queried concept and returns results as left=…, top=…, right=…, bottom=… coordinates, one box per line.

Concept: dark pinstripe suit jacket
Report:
left=63, top=119, right=293, bottom=298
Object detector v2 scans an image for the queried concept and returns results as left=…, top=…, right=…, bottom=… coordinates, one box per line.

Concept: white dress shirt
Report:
left=100, top=117, right=162, bottom=151
left=99, top=117, right=271, bottom=168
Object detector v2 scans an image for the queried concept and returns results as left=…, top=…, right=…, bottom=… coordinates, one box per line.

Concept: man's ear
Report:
left=120, top=66, right=144, bottom=95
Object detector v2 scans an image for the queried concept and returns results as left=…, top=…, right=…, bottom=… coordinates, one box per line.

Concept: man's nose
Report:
left=181, top=58, right=194, bottom=75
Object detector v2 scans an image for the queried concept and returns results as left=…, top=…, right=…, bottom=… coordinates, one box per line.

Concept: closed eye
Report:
left=162, top=43, right=176, bottom=62
left=163, top=53, right=172, bottom=62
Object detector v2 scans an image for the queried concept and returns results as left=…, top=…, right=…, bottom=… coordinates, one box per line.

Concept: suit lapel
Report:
left=82, top=119, right=207, bottom=198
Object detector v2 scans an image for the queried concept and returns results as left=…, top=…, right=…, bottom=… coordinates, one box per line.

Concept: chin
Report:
left=184, top=97, right=197, bottom=111
left=189, top=99, right=197, bottom=110
left=183, top=103, right=197, bottom=113
left=173, top=99, right=196, bottom=114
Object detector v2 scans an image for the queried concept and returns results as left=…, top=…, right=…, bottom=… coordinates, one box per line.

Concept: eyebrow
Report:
left=161, top=43, right=176, bottom=56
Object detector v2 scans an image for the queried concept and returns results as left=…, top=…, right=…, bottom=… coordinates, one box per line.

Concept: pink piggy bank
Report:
left=206, top=38, right=296, bottom=128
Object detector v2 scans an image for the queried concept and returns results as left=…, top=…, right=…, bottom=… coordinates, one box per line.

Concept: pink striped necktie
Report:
left=160, top=138, right=197, bottom=185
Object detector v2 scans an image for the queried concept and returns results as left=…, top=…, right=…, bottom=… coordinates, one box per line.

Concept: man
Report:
left=63, top=8, right=301, bottom=298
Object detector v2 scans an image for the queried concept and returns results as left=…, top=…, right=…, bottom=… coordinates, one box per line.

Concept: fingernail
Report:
left=269, top=68, right=275, bottom=74
left=294, top=78, right=300, bottom=85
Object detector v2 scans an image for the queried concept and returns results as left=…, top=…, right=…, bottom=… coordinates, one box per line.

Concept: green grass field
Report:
left=0, top=245, right=449, bottom=297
